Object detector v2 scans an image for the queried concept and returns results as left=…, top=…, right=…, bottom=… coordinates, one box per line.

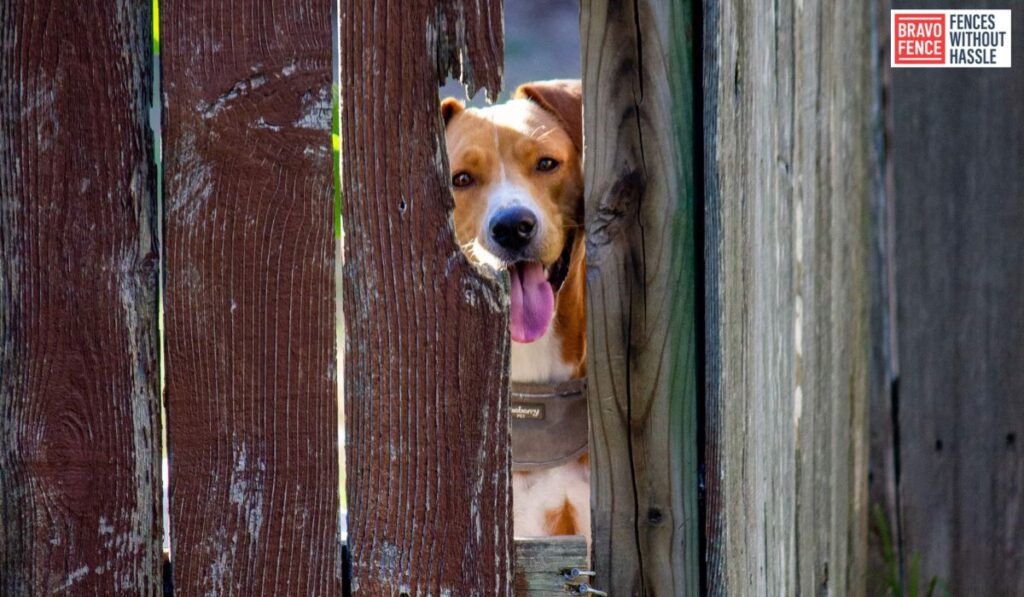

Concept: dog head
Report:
left=442, top=80, right=583, bottom=344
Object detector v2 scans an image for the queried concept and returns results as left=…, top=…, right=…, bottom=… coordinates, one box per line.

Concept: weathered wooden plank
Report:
left=703, top=0, right=873, bottom=594
left=0, top=1, right=162, bottom=593
left=161, top=0, right=339, bottom=593
left=889, top=4, right=1024, bottom=594
left=582, top=1, right=700, bottom=594
left=338, top=0, right=511, bottom=594
left=514, top=536, right=588, bottom=596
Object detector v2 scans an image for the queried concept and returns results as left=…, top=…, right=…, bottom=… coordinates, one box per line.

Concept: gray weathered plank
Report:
left=582, top=0, right=700, bottom=594
left=703, top=0, right=873, bottom=594
left=161, top=0, right=340, bottom=593
left=514, top=536, right=588, bottom=596
left=889, top=3, right=1024, bottom=594
left=338, top=0, right=512, bottom=594
left=0, top=1, right=162, bottom=593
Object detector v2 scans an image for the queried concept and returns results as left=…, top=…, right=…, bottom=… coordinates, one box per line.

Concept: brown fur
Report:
left=443, top=81, right=589, bottom=540
left=443, top=100, right=582, bottom=269
left=544, top=498, right=581, bottom=536
left=443, top=83, right=587, bottom=376
left=554, top=232, right=586, bottom=374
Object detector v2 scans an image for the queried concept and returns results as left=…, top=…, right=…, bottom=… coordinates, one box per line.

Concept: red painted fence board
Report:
left=161, top=0, right=339, bottom=593
left=339, top=0, right=512, bottom=593
left=0, top=2, right=163, bottom=593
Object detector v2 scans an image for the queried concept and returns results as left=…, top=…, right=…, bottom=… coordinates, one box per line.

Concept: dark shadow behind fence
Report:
left=871, top=3, right=1024, bottom=594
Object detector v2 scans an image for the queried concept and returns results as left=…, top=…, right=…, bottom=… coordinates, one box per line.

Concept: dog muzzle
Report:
left=509, top=378, right=588, bottom=471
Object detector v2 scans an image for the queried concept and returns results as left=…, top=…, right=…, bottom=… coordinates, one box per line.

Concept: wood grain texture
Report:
left=161, top=0, right=339, bottom=593
left=889, top=3, right=1024, bottom=594
left=513, top=536, right=588, bottom=596
left=703, top=0, right=873, bottom=594
left=0, top=1, right=162, bottom=593
left=338, top=0, right=511, bottom=594
left=582, top=1, right=699, bottom=595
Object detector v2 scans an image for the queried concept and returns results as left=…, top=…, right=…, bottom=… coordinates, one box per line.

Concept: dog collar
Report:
left=510, top=378, right=588, bottom=471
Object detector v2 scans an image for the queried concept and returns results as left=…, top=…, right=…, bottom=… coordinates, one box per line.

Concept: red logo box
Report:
left=894, top=14, right=946, bottom=65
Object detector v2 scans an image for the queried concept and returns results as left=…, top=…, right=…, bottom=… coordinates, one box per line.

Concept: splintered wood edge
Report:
left=514, top=536, right=588, bottom=596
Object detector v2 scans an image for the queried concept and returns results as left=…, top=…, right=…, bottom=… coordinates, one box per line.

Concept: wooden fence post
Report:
left=582, top=1, right=700, bottom=594
left=883, top=4, right=1024, bottom=594
left=161, top=0, right=339, bottom=593
left=0, top=2, right=162, bottom=593
left=702, top=0, right=873, bottom=594
left=338, top=1, right=511, bottom=594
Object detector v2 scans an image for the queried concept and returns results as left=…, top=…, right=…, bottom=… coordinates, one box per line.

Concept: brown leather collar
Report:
left=510, top=378, right=588, bottom=471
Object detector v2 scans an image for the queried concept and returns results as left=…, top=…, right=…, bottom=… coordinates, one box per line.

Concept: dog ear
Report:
left=441, top=97, right=465, bottom=126
left=514, top=80, right=582, bottom=152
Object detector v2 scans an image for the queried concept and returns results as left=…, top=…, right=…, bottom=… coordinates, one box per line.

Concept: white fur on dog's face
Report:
left=444, top=99, right=582, bottom=270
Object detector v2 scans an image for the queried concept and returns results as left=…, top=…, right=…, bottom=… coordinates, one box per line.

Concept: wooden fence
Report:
left=1, top=2, right=163, bottom=593
left=869, top=3, right=1024, bottom=595
left=338, top=0, right=512, bottom=593
left=161, top=0, right=339, bottom=593
left=1, top=0, right=1020, bottom=595
left=583, top=1, right=699, bottom=594
left=703, top=0, right=874, bottom=593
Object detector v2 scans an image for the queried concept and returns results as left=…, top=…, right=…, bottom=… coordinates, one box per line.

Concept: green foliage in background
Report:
left=872, top=505, right=948, bottom=597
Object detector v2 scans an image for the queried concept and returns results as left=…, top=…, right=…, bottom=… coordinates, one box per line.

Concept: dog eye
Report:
left=536, top=157, right=560, bottom=172
left=452, top=172, right=474, bottom=188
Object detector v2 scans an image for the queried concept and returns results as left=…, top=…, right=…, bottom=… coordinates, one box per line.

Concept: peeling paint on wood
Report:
left=0, top=1, right=162, bottom=593
left=161, top=0, right=339, bottom=593
left=339, top=0, right=511, bottom=594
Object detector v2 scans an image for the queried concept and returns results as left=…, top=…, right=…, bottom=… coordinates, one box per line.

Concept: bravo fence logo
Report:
left=892, top=10, right=1012, bottom=68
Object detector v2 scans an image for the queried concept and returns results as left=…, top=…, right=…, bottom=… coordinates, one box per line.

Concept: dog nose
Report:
left=489, top=207, right=537, bottom=251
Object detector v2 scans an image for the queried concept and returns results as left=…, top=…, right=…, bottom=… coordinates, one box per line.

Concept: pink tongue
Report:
left=508, top=262, right=554, bottom=343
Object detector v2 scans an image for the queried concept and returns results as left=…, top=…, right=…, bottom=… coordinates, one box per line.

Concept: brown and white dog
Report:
left=442, top=80, right=589, bottom=540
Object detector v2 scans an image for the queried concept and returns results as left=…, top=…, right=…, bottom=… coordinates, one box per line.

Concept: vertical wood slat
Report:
left=703, top=0, right=873, bottom=594
left=161, top=0, right=338, bottom=593
left=582, top=1, right=700, bottom=594
left=339, top=0, right=510, bottom=594
left=889, top=3, right=1024, bottom=594
left=0, top=2, right=162, bottom=593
